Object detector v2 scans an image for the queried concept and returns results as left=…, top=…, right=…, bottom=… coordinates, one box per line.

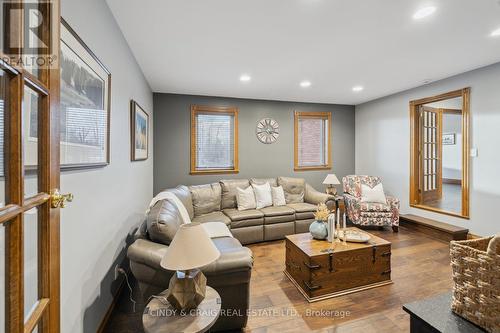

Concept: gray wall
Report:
left=154, top=94, right=355, bottom=194
left=60, top=1, right=153, bottom=332
left=355, top=62, right=500, bottom=236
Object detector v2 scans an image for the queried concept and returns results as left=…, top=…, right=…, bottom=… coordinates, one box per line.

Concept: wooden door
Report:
left=1, top=1, right=63, bottom=332
left=419, top=106, right=442, bottom=202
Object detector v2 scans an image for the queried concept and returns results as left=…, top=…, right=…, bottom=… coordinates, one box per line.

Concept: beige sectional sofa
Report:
left=127, top=176, right=333, bottom=331
left=188, top=177, right=334, bottom=244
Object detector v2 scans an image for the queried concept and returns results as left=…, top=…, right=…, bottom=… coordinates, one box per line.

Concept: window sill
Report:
left=294, top=166, right=331, bottom=171
left=190, top=169, right=240, bottom=175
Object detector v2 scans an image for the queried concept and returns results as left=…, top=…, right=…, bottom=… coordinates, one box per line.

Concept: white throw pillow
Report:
left=252, top=182, right=273, bottom=209
left=360, top=183, right=387, bottom=204
left=271, top=186, right=286, bottom=207
left=236, top=186, right=256, bottom=211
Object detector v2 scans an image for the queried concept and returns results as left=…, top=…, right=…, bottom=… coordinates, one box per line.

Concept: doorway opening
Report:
left=409, top=88, right=470, bottom=219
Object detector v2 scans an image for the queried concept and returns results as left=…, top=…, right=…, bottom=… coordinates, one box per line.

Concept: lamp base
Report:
left=326, top=186, right=338, bottom=196
left=166, top=269, right=207, bottom=311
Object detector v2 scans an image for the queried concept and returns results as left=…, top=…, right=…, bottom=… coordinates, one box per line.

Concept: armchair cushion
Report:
left=360, top=202, right=391, bottom=212
left=343, top=175, right=382, bottom=198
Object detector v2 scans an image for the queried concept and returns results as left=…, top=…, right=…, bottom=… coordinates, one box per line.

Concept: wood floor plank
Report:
left=103, top=228, right=453, bottom=333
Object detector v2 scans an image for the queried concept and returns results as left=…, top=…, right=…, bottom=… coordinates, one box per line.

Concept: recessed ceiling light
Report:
left=300, top=80, right=311, bottom=88
left=239, top=74, right=251, bottom=82
left=413, top=6, right=436, bottom=20
left=490, top=27, right=500, bottom=37
left=352, top=86, right=364, bottom=92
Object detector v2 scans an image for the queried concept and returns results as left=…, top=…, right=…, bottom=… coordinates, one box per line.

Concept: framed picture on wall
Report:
left=130, top=100, right=149, bottom=161
left=59, top=18, right=111, bottom=169
left=443, top=133, right=456, bottom=145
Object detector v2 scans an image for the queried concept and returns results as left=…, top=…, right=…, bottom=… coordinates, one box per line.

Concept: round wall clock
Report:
left=256, top=118, right=279, bottom=144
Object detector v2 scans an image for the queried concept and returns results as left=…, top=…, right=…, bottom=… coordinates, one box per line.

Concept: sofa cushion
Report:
left=146, top=200, right=183, bottom=245
left=264, top=215, right=295, bottom=225
left=278, top=177, right=305, bottom=203
left=360, top=211, right=392, bottom=218
left=189, top=183, right=222, bottom=216
left=192, top=211, right=231, bottom=226
left=231, top=218, right=264, bottom=229
left=220, top=179, right=250, bottom=209
left=223, top=208, right=264, bottom=221
left=165, top=185, right=194, bottom=219
left=236, top=186, right=257, bottom=211
left=259, top=206, right=295, bottom=217
left=201, top=237, right=253, bottom=275
left=295, top=211, right=315, bottom=220
left=287, top=202, right=317, bottom=213
left=250, top=177, right=278, bottom=187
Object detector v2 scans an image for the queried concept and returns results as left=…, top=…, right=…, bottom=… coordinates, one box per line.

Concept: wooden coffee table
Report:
left=284, top=227, right=392, bottom=302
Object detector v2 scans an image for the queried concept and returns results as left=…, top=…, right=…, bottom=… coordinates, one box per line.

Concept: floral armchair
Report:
left=342, top=175, right=399, bottom=232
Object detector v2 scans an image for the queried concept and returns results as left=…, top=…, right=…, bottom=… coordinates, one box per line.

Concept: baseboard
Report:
left=467, top=233, right=482, bottom=239
left=443, top=178, right=462, bottom=185
left=400, top=214, right=468, bottom=242
left=96, top=277, right=127, bottom=333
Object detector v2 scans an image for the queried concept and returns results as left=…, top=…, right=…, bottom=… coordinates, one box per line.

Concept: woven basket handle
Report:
left=487, top=234, right=500, bottom=255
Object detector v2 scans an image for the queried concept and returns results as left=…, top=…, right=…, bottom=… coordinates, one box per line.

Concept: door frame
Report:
left=409, top=88, right=470, bottom=219
left=1, top=0, right=61, bottom=332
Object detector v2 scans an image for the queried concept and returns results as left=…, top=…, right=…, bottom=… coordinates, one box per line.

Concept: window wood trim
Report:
left=409, top=88, right=470, bottom=219
left=294, top=111, right=332, bottom=171
left=190, top=105, right=239, bottom=175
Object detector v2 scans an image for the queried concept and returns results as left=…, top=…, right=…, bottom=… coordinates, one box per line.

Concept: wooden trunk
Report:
left=285, top=228, right=392, bottom=302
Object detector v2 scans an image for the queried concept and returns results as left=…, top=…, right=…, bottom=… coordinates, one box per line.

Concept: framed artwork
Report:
left=443, top=133, right=456, bottom=145
left=130, top=100, right=149, bottom=161
left=59, top=18, right=111, bottom=169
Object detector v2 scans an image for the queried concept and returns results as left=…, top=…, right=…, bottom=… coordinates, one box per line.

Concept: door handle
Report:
left=50, top=189, right=74, bottom=208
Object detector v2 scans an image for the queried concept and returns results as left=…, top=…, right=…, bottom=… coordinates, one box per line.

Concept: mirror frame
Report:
left=409, top=88, right=470, bottom=219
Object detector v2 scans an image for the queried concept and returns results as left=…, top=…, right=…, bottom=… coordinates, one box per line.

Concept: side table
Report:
left=143, top=286, right=221, bottom=333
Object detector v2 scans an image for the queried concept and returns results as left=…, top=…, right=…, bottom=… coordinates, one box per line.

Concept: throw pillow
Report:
left=360, top=183, right=387, bottom=204
left=252, top=182, right=273, bottom=209
left=271, top=186, right=286, bottom=206
left=236, top=186, right=257, bottom=211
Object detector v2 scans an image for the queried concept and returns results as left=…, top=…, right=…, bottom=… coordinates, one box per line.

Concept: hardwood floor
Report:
left=424, top=183, right=462, bottom=213
left=104, top=226, right=453, bottom=332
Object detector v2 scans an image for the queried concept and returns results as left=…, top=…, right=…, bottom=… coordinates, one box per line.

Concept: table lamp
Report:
left=160, top=222, right=220, bottom=310
left=323, top=174, right=340, bottom=195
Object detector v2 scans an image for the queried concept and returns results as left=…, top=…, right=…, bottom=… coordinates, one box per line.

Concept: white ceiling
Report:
left=106, top=0, right=500, bottom=105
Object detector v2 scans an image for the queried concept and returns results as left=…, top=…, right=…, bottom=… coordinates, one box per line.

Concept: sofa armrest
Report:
left=127, top=237, right=254, bottom=275
left=127, top=238, right=168, bottom=270
left=305, top=183, right=335, bottom=205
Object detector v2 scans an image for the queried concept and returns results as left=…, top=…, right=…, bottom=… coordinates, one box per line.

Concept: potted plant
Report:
left=309, top=203, right=330, bottom=240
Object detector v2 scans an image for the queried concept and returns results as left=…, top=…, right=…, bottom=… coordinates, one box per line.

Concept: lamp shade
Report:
left=323, top=174, right=340, bottom=185
left=160, top=223, right=220, bottom=271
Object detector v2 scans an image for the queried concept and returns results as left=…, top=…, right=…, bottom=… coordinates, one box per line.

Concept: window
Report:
left=294, top=111, right=331, bottom=170
left=191, top=105, right=239, bottom=174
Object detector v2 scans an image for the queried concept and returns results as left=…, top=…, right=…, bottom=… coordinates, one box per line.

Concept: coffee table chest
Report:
left=284, top=228, right=392, bottom=302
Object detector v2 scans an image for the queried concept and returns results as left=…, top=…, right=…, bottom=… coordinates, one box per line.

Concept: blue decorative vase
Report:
left=309, top=220, right=328, bottom=240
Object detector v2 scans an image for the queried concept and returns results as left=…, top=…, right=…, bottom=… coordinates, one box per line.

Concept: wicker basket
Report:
left=450, top=236, right=500, bottom=333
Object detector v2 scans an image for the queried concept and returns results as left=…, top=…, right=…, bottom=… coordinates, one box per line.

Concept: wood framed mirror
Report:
left=410, top=88, right=470, bottom=219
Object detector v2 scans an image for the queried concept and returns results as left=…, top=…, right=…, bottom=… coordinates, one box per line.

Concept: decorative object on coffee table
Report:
left=160, top=223, right=220, bottom=311
left=285, top=228, right=392, bottom=302
left=309, top=203, right=329, bottom=240
left=143, top=286, right=221, bottom=333
left=450, top=235, right=500, bottom=332
left=323, top=174, right=340, bottom=195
